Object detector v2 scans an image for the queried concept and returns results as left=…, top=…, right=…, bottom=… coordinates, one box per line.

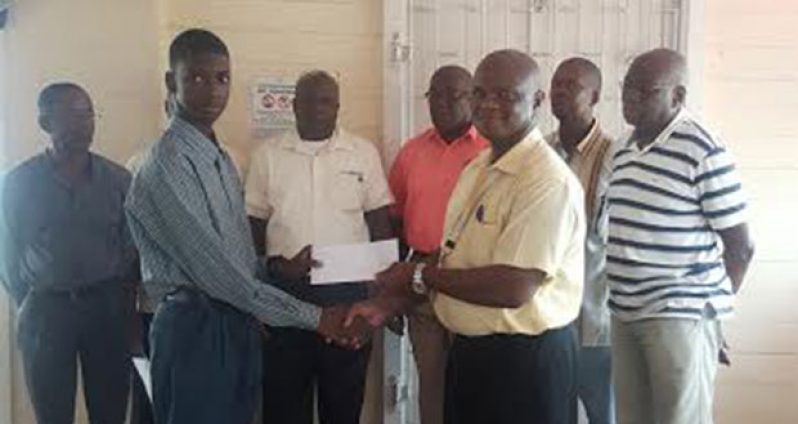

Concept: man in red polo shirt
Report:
left=388, top=65, right=488, bottom=424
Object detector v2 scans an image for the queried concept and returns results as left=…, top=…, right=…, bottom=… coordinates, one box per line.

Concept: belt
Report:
left=165, top=286, right=240, bottom=315
left=31, top=278, right=121, bottom=300
left=166, top=286, right=207, bottom=303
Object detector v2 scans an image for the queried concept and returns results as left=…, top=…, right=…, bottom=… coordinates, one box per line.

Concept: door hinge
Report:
left=387, top=374, right=409, bottom=411
left=391, top=32, right=412, bottom=63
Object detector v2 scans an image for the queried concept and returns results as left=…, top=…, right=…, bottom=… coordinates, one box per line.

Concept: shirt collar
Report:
left=551, top=119, right=601, bottom=158
left=627, top=108, right=689, bottom=152
left=279, top=127, right=355, bottom=155
left=429, top=125, right=479, bottom=147
left=489, top=127, right=545, bottom=175
left=169, top=116, right=225, bottom=164
left=575, top=119, right=600, bottom=153
left=44, top=148, right=97, bottom=183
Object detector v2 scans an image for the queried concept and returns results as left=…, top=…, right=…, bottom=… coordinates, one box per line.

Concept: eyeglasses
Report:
left=45, top=110, right=102, bottom=122
left=471, top=87, right=525, bottom=104
left=424, top=90, right=471, bottom=103
left=621, top=82, right=674, bottom=102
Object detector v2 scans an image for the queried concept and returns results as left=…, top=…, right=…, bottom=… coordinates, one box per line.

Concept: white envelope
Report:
left=310, top=239, right=399, bottom=285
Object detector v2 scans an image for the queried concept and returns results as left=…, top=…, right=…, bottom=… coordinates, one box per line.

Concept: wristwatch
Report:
left=411, top=262, right=428, bottom=295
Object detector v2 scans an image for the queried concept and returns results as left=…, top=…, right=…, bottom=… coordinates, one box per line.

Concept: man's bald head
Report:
left=295, top=70, right=339, bottom=98
left=622, top=48, right=688, bottom=138
left=550, top=57, right=602, bottom=124
left=38, top=82, right=91, bottom=117
left=430, top=65, right=471, bottom=88
left=472, top=50, right=546, bottom=152
left=556, top=57, right=602, bottom=94
left=629, top=48, right=687, bottom=88
left=37, top=82, right=95, bottom=154
left=476, top=49, right=542, bottom=94
left=293, top=70, right=340, bottom=141
left=427, top=65, right=474, bottom=141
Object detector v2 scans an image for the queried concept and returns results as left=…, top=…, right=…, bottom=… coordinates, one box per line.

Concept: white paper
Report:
left=132, top=357, right=152, bottom=401
left=310, top=239, right=399, bottom=285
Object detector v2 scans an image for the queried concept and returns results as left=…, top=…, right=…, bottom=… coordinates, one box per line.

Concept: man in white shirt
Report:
left=245, top=70, right=393, bottom=424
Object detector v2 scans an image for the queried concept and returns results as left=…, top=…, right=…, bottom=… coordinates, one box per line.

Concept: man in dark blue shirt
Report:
left=0, top=82, right=138, bottom=424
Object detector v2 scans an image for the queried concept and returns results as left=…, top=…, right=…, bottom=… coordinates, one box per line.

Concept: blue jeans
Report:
left=150, top=289, right=261, bottom=424
left=578, top=346, right=616, bottom=424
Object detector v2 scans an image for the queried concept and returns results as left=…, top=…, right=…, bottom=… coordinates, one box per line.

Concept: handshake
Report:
left=314, top=261, right=426, bottom=349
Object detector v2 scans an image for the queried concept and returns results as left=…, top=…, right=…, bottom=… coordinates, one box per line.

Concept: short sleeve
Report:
left=361, top=141, right=394, bottom=212
left=492, top=177, right=584, bottom=276
left=696, top=147, right=747, bottom=230
left=387, top=144, right=410, bottom=218
left=244, top=143, right=274, bottom=220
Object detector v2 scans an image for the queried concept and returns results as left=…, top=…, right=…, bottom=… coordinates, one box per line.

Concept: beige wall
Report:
left=162, top=0, right=384, bottom=175
left=1, top=0, right=163, bottom=422
left=705, top=1, right=798, bottom=423
left=158, top=2, right=385, bottom=422
left=4, top=0, right=798, bottom=423
left=1, top=1, right=385, bottom=423
left=0, top=0, right=163, bottom=168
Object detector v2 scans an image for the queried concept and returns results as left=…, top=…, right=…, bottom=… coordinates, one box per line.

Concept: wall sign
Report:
left=250, top=76, right=295, bottom=139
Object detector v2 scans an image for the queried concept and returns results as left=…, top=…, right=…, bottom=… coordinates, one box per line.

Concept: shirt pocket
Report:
left=80, top=191, right=126, bottom=253
left=331, top=169, right=365, bottom=212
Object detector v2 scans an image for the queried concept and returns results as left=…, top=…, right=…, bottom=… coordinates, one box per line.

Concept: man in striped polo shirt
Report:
left=608, top=48, right=754, bottom=424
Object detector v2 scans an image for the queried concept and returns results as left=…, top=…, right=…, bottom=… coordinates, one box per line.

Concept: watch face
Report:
left=412, top=262, right=427, bottom=294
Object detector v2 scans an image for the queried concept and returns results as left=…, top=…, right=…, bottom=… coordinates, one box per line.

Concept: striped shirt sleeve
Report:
left=387, top=143, right=410, bottom=218
left=696, top=146, right=747, bottom=230
left=126, top=152, right=321, bottom=329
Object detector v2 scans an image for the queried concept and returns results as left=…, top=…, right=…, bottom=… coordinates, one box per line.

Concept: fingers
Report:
left=297, top=245, right=323, bottom=270
left=343, top=305, right=360, bottom=327
left=297, top=245, right=312, bottom=259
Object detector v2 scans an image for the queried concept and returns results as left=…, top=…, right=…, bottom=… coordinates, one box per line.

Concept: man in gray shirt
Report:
left=0, top=82, right=138, bottom=424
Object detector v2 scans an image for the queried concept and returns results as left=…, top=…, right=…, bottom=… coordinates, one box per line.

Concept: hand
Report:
left=318, top=306, right=373, bottom=350
left=344, top=296, right=405, bottom=329
left=277, top=245, right=322, bottom=281
left=345, top=300, right=390, bottom=329
left=373, top=262, right=416, bottom=297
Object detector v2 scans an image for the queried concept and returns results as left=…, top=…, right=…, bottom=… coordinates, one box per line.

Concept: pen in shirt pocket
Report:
left=476, top=204, right=485, bottom=223
left=341, top=170, right=364, bottom=182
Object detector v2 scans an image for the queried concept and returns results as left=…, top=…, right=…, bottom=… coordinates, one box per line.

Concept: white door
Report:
left=381, top=1, right=699, bottom=423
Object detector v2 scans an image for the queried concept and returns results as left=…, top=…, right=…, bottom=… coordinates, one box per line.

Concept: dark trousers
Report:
left=16, top=286, right=131, bottom=424
left=149, top=289, right=261, bottom=424
left=131, top=313, right=154, bottom=424
left=261, top=327, right=372, bottom=424
left=444, top=324, right=578, bottom=424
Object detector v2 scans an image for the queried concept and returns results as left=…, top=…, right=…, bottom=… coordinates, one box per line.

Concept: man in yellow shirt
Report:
left=348, top=50, right=586, bottom=424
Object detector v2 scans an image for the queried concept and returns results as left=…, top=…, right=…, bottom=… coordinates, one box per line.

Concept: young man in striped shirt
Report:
left=608, top=48, right=755, bottom=424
